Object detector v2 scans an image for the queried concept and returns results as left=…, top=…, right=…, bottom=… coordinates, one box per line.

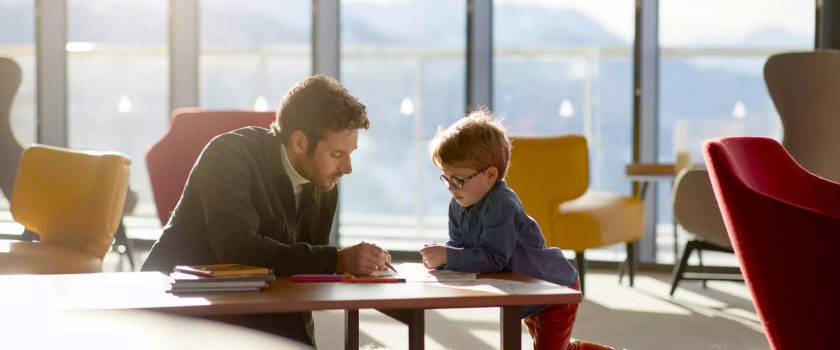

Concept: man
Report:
left=141, top=75, right=392, bottom=345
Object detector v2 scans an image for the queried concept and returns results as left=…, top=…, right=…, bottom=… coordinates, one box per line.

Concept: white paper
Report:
left=430, top=279, right=542, bottom=294
left=388, top=262, right=478, bottom=282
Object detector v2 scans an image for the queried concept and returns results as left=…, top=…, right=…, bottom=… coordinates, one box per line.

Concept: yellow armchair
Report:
left=506, top=135, right=644, bottom=293
left=0, top=145, right=131, bottom=274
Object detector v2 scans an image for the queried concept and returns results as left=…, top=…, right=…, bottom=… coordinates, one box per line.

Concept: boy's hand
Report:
left=419, top=244, right=447, bottom=269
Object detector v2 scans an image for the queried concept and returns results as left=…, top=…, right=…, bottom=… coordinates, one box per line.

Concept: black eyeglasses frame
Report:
left=439, top=166, right=489, bottom=189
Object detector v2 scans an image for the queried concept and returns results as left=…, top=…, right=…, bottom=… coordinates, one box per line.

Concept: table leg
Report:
left=627, top=241, right=637, bottom=287
left=673, top=218, right=679, bottom=263
left=638, top=181, right=649, bottom=200
left=378, top=309, right=424, bottom=350
left=500, top=305, right=522, bottom=350
left=345, top=309, right=359, bottom=350
left=671, top=179, right=679, bottom=263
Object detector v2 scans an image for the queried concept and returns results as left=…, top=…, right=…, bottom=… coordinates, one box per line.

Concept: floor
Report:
left=103, top=250, right=768, bottom=350
left=311, top=272, right=767, bottom=350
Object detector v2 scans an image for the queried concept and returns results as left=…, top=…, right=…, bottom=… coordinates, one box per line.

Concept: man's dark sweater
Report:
left=142, top=127, right=339, bottom=275
left=141, top=127, right=341, bottom=345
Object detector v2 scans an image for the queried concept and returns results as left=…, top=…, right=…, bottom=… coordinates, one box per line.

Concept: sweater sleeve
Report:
left=446, top=199, right=466, bottom=248
left=193, top=137, right=337, bottom=275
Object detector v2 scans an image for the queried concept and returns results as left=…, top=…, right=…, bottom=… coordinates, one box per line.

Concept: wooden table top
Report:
left=625, top=173, right=676, bottom=182
left=0, top=271, right=581, bottom=316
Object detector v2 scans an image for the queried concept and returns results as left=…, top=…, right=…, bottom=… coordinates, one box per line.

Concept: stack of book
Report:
left=168, top=263, right=275, bottom=293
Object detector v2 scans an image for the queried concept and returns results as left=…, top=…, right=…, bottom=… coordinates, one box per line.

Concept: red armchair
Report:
left=703, top=136, right=840, bottom=350
left=146, top=108, right=275, bottom=226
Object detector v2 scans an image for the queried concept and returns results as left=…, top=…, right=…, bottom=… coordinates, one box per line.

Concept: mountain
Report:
left=341, top=0, right=465, bottom=46
left=494, top=4, right=627, bottom=46
left=0, top=0, right=34, bottom=44
left=742, top=26, right=811, bottom=48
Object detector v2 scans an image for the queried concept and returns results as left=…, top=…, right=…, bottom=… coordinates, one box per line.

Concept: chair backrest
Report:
left=146, top=108, right=275, bottom=225
left=0, top=56, right=24, bottom=200
left=671, top=166, right=730, bottom=249
left=703, top=136, right=840, bottom=350
left=765, top=50, right=840, bottom=183
left=505, top=135, right=588, bottom=236
left=11, top=145, right=131, bottom=258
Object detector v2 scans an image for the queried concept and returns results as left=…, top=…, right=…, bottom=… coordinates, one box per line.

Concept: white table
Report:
left=0, top=270, right=580, bottom=350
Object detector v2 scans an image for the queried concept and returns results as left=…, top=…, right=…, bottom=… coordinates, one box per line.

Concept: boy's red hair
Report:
left=429, top=108, right=511, bottom=179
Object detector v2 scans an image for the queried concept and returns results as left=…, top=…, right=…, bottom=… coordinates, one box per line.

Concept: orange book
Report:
left=174, top=263, right=271, bottom=277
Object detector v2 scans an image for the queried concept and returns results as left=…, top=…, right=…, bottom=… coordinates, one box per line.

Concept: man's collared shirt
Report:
left=279, top=144, right=311, bottom=209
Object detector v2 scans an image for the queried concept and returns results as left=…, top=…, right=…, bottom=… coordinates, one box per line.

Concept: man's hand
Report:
left=336, top=241, right=393, bottom=276
left=419, top=244, right=446, bottom=269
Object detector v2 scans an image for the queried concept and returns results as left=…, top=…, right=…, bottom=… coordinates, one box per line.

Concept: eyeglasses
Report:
left=439, top=167, right=488, bottom=189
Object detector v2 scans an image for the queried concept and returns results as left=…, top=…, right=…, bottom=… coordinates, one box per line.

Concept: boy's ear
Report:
left=486, top=166, right=499, bottom=183
left=289, top=130, right=308, bottom=155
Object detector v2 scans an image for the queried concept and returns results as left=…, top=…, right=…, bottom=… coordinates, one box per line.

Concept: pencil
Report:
left=343, top=277, right=405, bottom=283
left=290, top=274, right=345, bottom=282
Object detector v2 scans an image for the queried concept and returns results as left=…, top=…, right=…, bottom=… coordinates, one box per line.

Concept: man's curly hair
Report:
left=271, top=75, right=369, bottom=153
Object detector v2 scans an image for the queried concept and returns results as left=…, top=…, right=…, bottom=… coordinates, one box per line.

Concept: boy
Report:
left=419, top=109, right=614, bottom=350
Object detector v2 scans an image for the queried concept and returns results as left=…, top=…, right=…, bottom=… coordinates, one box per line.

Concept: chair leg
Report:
left=626, top=241, right=636, bottom=287
left=697, top=248, right=707, bottom=289
left=113, top=219, right=135, bottom=270
left=575, top=251, right=586, bottom=295
left=618, top=255, right=626, bottom=283
left=20, top=229, right=39, bottom=241
left=670, top=239, right=696, bottom=296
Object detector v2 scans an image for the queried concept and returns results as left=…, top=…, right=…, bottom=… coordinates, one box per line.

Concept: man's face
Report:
left=295, top=129, right=358, bottom=191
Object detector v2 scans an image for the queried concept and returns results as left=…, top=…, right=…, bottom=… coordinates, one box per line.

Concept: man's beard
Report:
left=294, top=155, right=338, bottom=191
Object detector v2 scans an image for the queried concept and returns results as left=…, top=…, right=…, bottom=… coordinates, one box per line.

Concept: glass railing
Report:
left=0, top=44, right=804, bottom=265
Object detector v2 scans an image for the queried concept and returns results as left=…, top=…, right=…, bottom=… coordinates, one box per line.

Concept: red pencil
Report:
left=342, top=277, right=405, bottom=283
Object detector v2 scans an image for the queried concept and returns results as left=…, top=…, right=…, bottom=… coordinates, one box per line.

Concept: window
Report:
left=67, top=0, right=169, bottom=221
left=339, top=0, right=466, bottom=249
left=494, top=0, right=635, bottom=260
left=200, top=0, right=312, bottom=110
left=656, top=0, right=814, bottom=262
left=0, top=0, right=35, bottom=235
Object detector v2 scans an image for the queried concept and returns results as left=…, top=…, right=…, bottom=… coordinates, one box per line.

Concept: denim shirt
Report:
left=444, top=180, right=579, bottom=318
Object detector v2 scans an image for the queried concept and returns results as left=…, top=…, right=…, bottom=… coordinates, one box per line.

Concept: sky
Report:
left=495, top=0, right=813, bottom=46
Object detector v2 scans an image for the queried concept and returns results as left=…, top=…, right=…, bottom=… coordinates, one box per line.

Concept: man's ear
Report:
left=289, top=130, right=308, bottom=155
left=485, top=166, right=499, bottom=183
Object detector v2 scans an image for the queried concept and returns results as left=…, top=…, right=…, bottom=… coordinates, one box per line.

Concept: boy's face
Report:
left=440, top=164, right=497, bottom=208
left=291, top=128, right=358, bottom=191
